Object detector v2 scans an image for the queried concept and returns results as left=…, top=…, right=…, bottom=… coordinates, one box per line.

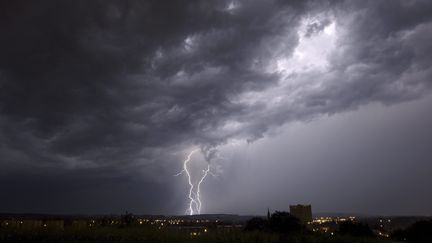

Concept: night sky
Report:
left=1, top=0, right=432, bottom=216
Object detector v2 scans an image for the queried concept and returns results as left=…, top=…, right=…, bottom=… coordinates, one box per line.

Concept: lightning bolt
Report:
left=175, top=149, right=211, bottom=215
left=196, top=164, right=210, bottom=214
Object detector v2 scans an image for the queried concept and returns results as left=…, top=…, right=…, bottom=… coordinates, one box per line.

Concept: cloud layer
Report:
left=1, top=0, right=431, bottom=214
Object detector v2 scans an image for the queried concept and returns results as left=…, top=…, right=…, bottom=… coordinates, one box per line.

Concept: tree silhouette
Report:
left=120, top=211, right=134, bottom=226
left=392, top=220, right=432, bottom=243
left=268, top=211, right=302, bottom=234
left=245, top=217, right=267, bottom=231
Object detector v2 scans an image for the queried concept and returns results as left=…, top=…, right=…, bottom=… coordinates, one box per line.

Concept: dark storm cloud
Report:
left=221, top=0, right=432, bottom=142
left=0, top=0, right=307, bottom=169
left=0, top=0, right=432, bottom=213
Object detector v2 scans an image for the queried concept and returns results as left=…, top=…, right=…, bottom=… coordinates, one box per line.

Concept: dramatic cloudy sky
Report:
left=1, top=0, right=432, bottom=216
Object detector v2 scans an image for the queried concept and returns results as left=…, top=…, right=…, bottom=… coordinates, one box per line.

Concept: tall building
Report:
left=289, top=204, right=312, bottom=224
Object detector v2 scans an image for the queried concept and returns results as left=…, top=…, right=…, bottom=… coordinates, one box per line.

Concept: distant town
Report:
left=1, top=204, right=430, bottom=241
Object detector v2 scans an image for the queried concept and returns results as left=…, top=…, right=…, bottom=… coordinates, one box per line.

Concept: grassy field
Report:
left=0, top=225, right=390, bottom=243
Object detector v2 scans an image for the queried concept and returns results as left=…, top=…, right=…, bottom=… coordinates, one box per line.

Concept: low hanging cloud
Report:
left=1, top=0, right=432, bottom=177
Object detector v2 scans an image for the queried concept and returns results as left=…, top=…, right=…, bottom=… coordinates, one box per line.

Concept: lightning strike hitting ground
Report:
left=196, top=164, right=210, bottom=214
left=175, top=149, right=211, bottom=215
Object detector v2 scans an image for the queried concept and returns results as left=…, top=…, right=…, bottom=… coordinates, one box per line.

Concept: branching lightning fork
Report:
left=175, top=149, right=212, bottom=215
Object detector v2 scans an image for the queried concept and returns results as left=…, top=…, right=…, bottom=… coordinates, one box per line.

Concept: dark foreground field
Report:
left=0, top=226, right=389, bottom=243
